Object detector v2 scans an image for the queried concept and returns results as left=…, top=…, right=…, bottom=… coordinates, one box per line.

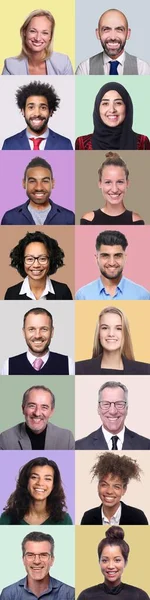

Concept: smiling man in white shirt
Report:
left=76, top=9, right=150, bottom=75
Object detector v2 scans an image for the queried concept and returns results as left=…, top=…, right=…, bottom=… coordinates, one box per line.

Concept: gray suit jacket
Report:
left=75, top=426, right=150, bottom=450
left=2, top=52, right=73, bottom=75
left=0, top=422, right=75, bottom=450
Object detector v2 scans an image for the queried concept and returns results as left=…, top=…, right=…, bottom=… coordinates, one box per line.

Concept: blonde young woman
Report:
left=75, top=306, right=150, bottom=374
left=2, top=9, right=73, bottom=75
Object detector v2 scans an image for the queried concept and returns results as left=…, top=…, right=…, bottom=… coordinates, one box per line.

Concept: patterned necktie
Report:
left=32, top=358, right=44, bottom=371
left=109, top=60, right=120, bottom=75
left=29, top=137, right=44, bottom=150
left=111, top=435, right=119, bottom=450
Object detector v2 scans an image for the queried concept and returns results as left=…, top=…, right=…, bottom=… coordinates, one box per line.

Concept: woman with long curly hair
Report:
left=0, top=457, right=72, bottom=525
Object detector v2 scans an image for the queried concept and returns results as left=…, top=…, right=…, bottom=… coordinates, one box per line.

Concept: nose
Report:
left=108, top=559, right=115, bottom=568
left=34, top=406, right=41, bottom=415
left=111, top=182, right=118, bottom=192
left=108, top=102, right=117, bottom=114
left=108, top=327, right=115, bottom=337
left=108, top=255, right=116, bottom=265
left=33, top=554, right=41, bottom=564
left=34, top=31, right=42, bottom=41
left=109, top=402, right=118, bottom=414
left=35, top=180, right=43, bottom=190
left=34, top=328, right=42, bottom=338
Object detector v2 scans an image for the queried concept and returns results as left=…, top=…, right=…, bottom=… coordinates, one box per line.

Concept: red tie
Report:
left=30, top=137, right=44, bottom=150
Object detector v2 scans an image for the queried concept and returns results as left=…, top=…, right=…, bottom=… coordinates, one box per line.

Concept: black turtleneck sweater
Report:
left=25, top=424, right=47, bottom=449
left=77, top=583, right=149, bottom=599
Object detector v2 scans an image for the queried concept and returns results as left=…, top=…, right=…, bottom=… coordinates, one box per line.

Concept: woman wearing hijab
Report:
left=75, top=82, right=150, bottom=150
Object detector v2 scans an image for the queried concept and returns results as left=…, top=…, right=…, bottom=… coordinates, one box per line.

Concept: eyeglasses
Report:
left=24, top=552, right=52, bottom=561
left=99, top=401, right=127, bottom=411
left=24, top=255, right=49, bottom=266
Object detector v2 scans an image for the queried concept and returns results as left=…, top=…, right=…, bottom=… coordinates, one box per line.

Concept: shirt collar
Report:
left=102, top=425, right=125, bottom=445
left=19, top=276, right=55, bottom=299
left=101, top=503, right=122, bottom=524
left=103, top=50, right=125, bottom=66
left=26, top=128, right=49, bottom=139
left=21, top=575, right=59, bottom=593
left=27, top=349, right=50, bottom=366
left=99, top=276, right=125, bottom=295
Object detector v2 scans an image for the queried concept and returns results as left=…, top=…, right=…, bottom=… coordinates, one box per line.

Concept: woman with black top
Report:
left=77, top=526, right=149, bottom=599
left=80, top=152, right=144, bottom=225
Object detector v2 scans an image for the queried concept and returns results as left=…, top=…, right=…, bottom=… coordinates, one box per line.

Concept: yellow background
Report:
left=0, top=0, right=75, bottom=71
left=75, top=300, right=150, bottom=363
left=75, top=525, right=150, bottom=598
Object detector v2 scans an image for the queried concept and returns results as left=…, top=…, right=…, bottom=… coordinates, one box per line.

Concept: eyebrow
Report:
left=101, top=26, right=126, bottom=31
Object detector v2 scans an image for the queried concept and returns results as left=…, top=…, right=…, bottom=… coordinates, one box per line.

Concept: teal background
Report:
left=0, top=376, right=75, bottom=434
left=75, top=75, right=150, bottom=138
left=0, top=525, right=75, bottom=591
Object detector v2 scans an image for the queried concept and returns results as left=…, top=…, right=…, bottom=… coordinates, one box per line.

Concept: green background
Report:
left=75, top=75, right=150, bottom=138
left=0, top=525, right=75, bottom=591
left=0, top=376, right=75, bottom=434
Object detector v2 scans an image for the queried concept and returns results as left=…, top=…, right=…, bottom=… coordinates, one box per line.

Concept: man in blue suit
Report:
left=2, top=81, right=73, bottom=150
left=1, top=156, right=75, bottom=225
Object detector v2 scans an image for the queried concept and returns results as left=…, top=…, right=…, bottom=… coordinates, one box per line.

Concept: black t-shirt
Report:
left=25, top=424, right=47, bottom=449
left=77, top=583, right=149, bottom=600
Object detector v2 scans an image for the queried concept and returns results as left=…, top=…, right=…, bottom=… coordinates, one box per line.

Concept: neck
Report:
left=29, top=499, right=48, bottom=515
left=102, top=501, right=121, bottom=519
left=28, top=51, right=46, bottom=65
left=100, top=273, right=122, bottom=293
left=27, top=574, right=50, bottom=596
left=104, top=576, right=121, bottom=589
left=101, top=350, right=123, bottom=369
left=29, top=199, right=50, bottom=210
left=102, top=202, right=126, bottom=216
left=28, top=276, right=47, bottom=298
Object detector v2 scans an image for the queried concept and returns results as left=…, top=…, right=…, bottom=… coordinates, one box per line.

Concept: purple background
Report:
left=0, top=151, right=75, bottom=219
left=0, top=450, right=74, bottom=522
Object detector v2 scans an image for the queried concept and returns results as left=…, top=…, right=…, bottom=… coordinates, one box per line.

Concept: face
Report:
left=23, top=388, right=54, bottom=433
left=100, top=545, right=125, bottom=586
left=27, top=465, right=54, bottom=500
left=96, top=10, right=130, bottom=59
left=99, top=313, right=123, bottom=353
left=22, top=96, right=50, bottom=134
left=98, top=473, right=126, bottom=510
left=24, top=242, right=50, bottom=281
left=96, top=244, right=126, bottom=280
left=23, top=313, right=54, bottom=356
left=25, top=16, right=52, bottom=54
left=98, top=166, right=128, bottom=206
left=98, top=386, right=128, bottom=433
left=23, top=540, right=54, bottom=581
left=23, top=166, right=54, bottom=207
left=99, top=90, right=126, bottom=127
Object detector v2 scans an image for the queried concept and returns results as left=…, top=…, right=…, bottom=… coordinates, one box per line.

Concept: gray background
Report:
left=0, top=300, right=74, bottom=369
left=75, top=0, right=150, bottom=67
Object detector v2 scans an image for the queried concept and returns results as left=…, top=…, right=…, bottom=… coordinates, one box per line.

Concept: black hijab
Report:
left=92, top=82, right=138, bottom=150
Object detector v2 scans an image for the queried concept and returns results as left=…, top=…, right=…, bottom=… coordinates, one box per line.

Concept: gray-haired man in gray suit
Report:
left=76, top=381, right=150, bottom=450
left=0, top=385, right=74, bottom=449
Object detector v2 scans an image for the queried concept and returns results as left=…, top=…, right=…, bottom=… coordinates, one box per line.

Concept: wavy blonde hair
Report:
left=92, top=306, right=134, bottom=360
left=19, top=9, right=55, bottom=59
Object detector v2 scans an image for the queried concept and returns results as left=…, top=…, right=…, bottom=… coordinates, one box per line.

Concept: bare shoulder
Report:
left=81, top=211, right=94, bottom=221
left=132, top=212, right=143, bottom=222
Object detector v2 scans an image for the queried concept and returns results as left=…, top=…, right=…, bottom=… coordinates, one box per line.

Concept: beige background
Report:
left=75, top=525, right=150, bottom=598
left=0, top=225, right=75, bottom=299
left=75, top=151, right=150, bottom=224
left=75, top=300, right=150, bottom=363
left=75, top=450, right=150, bottom=524
left=75, top=375, right=150, bottom=440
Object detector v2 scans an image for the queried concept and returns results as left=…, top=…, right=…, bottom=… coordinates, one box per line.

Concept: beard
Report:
left=101, top=38, right=126, bottom=58
left=100, top=267, right=123, bottom=280
left=26, top=340, right=50, bottom=356
left=25, top=116, right=49, bottom=134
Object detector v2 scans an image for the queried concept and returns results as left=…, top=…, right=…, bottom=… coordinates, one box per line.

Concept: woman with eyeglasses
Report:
left=0, top=457, right=72, bottom=524
left=4, top=231, right=72, bottom=300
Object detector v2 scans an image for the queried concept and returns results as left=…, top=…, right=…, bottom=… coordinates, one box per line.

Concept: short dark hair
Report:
left=22, top=531, right=55, bottom=557
left=23, top=307, right=53, bottom=328
left=97, top=526, right=129, bottom=563
left=9, top=231, right=65, bottom=278
left=16, top=81, right=60, bottom=113
left=23, top=157, right=54, bottom=180
left=22, top=385, right=55, bottom=410
left=95, top=230, right=128, bottom=251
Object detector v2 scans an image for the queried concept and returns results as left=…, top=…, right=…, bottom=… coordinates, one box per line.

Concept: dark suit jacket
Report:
left=2, top=128, right=73, bottom=150
left=75, top=425, right=150, bottom=450
left=1, top=199, right=75, bottom=225
left=76, top=355, right=150, bottom=375
left=81, top=501, right=148, bottom=525
left=4, top=279, right=72, bottom=300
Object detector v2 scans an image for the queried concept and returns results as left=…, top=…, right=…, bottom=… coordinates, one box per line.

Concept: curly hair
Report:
left=16, top=81, right=60, bottom=113
left=98, top=152, right=129, bottom=182
left=91, top=452, right=142, bottom=487
left=95, top=230, right=128, bottom=251
left=3, top=457, right=67, bottom=524
left=97, top=525, right=129, bottom=563
left=9, top=231, right=65, bottom=278
left=19, top=9, right=55, bottom=59
left=92, top=306, right=135, bottom=361
left=23, top=157, right=54, bottom=180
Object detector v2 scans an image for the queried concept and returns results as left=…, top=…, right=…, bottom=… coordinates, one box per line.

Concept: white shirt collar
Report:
left=19, top=276, right=55, bottom=299
left=101, top=503, right=122, bottom=525
left=26, top=128, right=49, bottom=139
left=103, top=50, right=125, bottom=66
left=102, top=426, right=125, bottom=446
left=27, top=350, right=49, bottom=366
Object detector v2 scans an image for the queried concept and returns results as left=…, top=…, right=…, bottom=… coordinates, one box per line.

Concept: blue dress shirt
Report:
left=75, top=277, right=150, bottom=300
left=0, top=577, right=75, bottom=600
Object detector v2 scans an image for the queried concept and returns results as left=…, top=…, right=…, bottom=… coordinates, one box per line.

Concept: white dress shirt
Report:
left=26, top=128, right=49, bottom=150
left=76, top=50, right=150, bottom=75
left=101, top=503, right=122, bottom=525
left=19, top=276, right=55, bottom=300
left=1, top=350, right=75, bottom=375
left=102, top=426, right=125, bottom=450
